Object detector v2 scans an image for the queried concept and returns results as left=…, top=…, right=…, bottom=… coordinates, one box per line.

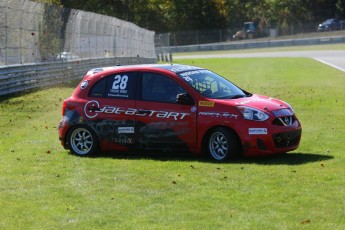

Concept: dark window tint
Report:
left=89, top=78, right=107, bottom=97
left=141, top=72, right=186, bottom=103
left=88, top=72, right=136, bottom=99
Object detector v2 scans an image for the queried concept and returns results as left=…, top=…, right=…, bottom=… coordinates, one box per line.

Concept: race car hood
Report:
left=234, top=94, right=292, bottom=114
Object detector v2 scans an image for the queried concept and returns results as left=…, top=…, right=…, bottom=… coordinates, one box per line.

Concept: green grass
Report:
left=1, top=58, right=345, bottom=229
left=173, top=43, right=345, bottom=56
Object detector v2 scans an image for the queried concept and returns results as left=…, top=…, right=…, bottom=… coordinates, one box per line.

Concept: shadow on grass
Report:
left=85, top=151, right=333, bottom=165
left=232, top=152, right=334, bottom=165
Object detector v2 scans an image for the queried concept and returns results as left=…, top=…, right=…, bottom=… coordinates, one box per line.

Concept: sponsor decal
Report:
left=80, top=80, right=88, bottom=89
left=236, top=97, right=273, bottom=105
left=108, top=93, right=128, bottom=98
left=113, top=137, right=134, bottom=144
left=199, top=101, right=215, bottom=107
left=180, top=69, right=209, bottom=76
left=170, top=66, right=200, bottom=73
left=84, top=100, right=190, bottom=120
left=108, top=74, right=129, bottom=98
left=249, top=128, right=268, bottom=135
left=84, top=100, right=100, bottom=118
left=191, top=106, right=197, bottom=113
left=180, top=70, right=210, bottom=82
left=182, top=76, right=193, bottom=82
left=198, top=112, right=239, bottom=119
left=118, top=127, right=134, bottom=134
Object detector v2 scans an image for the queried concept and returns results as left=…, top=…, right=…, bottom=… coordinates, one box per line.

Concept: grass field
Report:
left=173, top=43, right=345, bottom=56
left=0, top=57, right=345, bottom=229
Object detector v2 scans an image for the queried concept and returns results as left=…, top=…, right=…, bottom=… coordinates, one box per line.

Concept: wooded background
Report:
left=36, top=0, right=345, bottom=33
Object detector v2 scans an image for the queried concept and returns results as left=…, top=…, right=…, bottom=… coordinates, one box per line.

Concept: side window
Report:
left=141, top=72, right=186, bottom=103
left=88, top=72, right=136, bottom=99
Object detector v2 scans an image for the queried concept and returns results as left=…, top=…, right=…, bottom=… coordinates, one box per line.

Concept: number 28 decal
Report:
left=112, top=75, right=128, bottom=90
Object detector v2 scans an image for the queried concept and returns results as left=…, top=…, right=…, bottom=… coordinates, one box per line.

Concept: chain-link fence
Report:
left=0, top=0, right=156, bottom=66
left=155, top=21, right=345, bottom=47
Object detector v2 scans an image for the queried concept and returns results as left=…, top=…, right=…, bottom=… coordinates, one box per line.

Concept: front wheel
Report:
left=68, top=125, right=99, bottom=156
left=207, top=127, right=241, bottom=162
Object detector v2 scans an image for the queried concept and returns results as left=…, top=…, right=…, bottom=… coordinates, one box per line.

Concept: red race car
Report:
left=58, top=64, right=302, bottom=161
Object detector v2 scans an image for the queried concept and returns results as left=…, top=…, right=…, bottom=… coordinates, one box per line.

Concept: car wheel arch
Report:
left=66, top=124, right=100, bottom=156
left=201, top=125, right=243, bottom=158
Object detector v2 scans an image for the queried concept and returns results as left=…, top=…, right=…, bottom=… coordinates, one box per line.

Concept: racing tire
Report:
left=207, top=127, right=241, bottom=162
left=68, top=125, right=99, bottom=156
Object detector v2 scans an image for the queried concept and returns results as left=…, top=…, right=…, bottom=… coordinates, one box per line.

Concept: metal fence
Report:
left=0, top=0, right=156, bottom=66
left=155, top=22, right=344, bottom=47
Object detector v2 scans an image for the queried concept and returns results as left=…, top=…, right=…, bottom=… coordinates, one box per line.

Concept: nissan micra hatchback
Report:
left=58, top=64, right=302, bottom=161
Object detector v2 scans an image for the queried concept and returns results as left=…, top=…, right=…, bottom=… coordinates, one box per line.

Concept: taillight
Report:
left=62, top=100, right=67, bottom=116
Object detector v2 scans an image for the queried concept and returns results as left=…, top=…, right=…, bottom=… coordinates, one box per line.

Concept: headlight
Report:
left=237, top=106, right=269, bottom=121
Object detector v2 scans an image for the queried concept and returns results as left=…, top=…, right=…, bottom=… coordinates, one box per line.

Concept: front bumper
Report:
left=240, top=119, right=302, bottom=156
left=272, top=129, right=301, bottom=149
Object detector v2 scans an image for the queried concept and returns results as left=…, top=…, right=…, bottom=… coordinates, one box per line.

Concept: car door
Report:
left=135, top=72, right=197, bottom=152
left=85, top=71, right=137, bottom=149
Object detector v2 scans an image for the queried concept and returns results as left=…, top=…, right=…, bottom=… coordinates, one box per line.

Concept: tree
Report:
left=58, top=0, right=229, bottom=32
left=46, top=0, right=345, bottom=33
left=167, top=0, right=229, bottom=31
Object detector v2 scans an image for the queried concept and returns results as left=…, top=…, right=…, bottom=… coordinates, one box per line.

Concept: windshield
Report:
left=178, top=69, right=250, bottom=99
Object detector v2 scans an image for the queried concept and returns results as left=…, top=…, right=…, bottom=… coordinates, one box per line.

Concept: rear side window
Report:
left=89, top=78, right=107, bottom=97
left=88, top=72, right=136, bottom=99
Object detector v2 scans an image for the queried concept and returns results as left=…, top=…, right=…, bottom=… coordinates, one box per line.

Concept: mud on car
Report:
left=58, top=64, right=302, bottom=162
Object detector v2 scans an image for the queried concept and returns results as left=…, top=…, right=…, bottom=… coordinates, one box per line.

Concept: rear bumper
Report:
left=58, top=119, right=70, bottom=149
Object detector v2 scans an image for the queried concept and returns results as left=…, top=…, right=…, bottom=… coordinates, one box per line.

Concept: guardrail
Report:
left=0, top=57, right=156, bottom=97
left=157, top=35, right=345, bottom=53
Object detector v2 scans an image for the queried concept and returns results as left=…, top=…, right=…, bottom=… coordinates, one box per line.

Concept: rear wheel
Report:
left=207, top=127, right=241, bottom=162
left=68, top=125, right=99, bottom=156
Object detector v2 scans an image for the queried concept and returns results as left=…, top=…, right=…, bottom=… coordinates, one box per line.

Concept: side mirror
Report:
left=176, top=93, right=195, bottom=105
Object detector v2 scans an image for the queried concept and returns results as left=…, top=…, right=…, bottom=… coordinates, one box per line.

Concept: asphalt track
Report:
left=174, top=50, right=345, bottom=72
